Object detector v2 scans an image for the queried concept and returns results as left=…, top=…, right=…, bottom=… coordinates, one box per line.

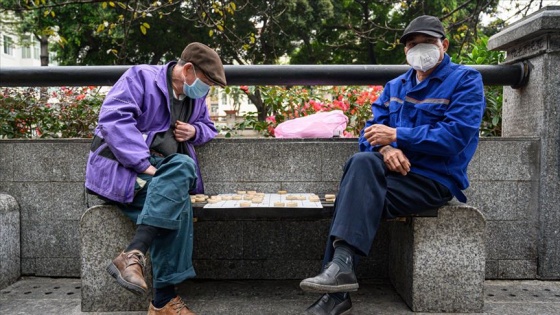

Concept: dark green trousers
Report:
left=117, top=153, right=198, bottom=289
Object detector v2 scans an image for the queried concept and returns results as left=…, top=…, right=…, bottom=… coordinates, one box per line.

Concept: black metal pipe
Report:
left=0, top=63, right=528, bottom=88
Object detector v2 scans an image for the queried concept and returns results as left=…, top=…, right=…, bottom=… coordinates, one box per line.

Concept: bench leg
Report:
left=388, top=204, right=486, bottom=312
left=80, top=205, right=153, bottom=312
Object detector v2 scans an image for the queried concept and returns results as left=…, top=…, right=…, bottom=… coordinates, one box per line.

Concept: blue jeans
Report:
left=323, top=152, right=453, bottom=266
left=117, top=153, right=198, bottom=289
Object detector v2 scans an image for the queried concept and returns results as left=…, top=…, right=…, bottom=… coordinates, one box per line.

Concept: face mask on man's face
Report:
left=406, top=43, right=441, bottom=72
left=183, top=67, right=210, bottom=99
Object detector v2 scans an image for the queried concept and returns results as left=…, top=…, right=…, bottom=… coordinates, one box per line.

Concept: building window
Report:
left=34, top=42, right=40, bottom=59
left=3, top=35, right=14, bottom=55
left=21, top=36, right=32, bottom=59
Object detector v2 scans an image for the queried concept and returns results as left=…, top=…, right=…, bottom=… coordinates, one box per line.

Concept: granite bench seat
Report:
left=80, top=201, right=485, bottom=313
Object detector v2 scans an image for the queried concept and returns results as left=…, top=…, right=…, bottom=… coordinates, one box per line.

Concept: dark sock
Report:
left=125, top=224, right=160, bottom=254
left=332, top=240, right=354, bottom=272
left=329, top=292, right=349, bottom=303
left=153, top=285, right=176, bottom=308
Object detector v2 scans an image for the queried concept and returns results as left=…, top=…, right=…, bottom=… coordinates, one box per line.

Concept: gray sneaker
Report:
left=300, top=262, right=358, bottom=293
left=304, top=293, right=352, bottom=315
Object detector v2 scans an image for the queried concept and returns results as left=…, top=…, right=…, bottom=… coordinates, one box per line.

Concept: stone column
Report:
left=0, top=194, right=20, bottom=290
left=488, top=6, right=560, bottom=279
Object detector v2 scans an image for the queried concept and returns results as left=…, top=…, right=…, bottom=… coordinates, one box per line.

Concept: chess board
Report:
left=202, top=193, right=323, bottom=209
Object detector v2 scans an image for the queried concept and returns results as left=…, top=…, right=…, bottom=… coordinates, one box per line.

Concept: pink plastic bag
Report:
left=274, top=110, right=348, bottom=138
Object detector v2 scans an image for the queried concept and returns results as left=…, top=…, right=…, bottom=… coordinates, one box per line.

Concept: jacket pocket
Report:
left=414, top=103, right=446, bottom=125
left=86, top=148, right=136, bottom=203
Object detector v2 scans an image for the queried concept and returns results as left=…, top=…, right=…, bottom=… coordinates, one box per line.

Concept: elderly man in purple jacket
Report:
left=85, top=42, right=226, bottom=315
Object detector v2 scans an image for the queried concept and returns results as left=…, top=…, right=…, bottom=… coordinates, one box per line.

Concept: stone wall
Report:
left=0, top=137, right=543, bottom=279
left=488, top=6, right=560, bottom=279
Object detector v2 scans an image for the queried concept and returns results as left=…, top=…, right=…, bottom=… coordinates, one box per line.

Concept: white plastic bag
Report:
left=274, top=110, right=348, bottom=138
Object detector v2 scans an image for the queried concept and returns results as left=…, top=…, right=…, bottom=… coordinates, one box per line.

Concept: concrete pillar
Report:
left=0, top=194, right=20, bottom=290
left=488, top=6, right=560, bottom=279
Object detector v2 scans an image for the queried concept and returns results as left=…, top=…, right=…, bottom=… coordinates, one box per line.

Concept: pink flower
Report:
left=311, top=100, right=323, bottom=112
left=266, top=116, right=276, bottom=123
left=76, top=94, right=86, bottom=100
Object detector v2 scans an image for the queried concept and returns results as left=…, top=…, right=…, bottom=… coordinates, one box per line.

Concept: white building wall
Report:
left=1, top=14, right=56, bottom=67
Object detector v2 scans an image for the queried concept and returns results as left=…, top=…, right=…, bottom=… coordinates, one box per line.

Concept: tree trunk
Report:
left=35, top=34, right=50, bottom=102
left=246, top=88, right=267, bottom=121
left=38, top=35, right=49, bottom=66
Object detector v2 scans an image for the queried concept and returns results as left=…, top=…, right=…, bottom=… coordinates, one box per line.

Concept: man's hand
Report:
left=174, top=120, right=196, bottom=142
left=379, top=146, right=411, bottom=176
left=142, top=165, right=157, bottom=176
left=364, top=124, right=397, bottom=146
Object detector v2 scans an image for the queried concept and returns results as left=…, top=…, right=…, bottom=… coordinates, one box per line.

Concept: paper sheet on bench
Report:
left=202, top=193, right=323, bottom=208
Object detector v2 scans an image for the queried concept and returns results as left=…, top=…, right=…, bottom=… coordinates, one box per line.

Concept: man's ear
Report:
left=442, top=38, right=449, bottom=52
left=183, top=62, right=196, bottom=79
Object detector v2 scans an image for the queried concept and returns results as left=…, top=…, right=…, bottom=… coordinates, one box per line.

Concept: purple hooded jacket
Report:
left=85, top=62, right=217, bottom=203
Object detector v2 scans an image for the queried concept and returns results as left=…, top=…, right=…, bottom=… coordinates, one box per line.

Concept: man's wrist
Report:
left=379, top=145, right=391, bottom=154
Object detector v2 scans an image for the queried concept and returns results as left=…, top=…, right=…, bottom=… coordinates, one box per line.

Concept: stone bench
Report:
left=388, top=202, right=486, bottom=312
left=80, top=201, right=485, bottom=313
left=0, top=194, right=21, bottom=291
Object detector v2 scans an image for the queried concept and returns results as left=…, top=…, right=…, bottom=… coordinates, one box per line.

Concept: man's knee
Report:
left=347, top=152, right=385, bottom=173
left=164, top=154, right=196, bottom=172
left=156, top=154, right=197, bottom=185
left=167, top=153, right=194, bottom=165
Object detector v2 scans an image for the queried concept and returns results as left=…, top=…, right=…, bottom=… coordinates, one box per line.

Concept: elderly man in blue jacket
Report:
left=300, top=15, right=485, bottom=315
left=85, top=42, right=225, bottom=315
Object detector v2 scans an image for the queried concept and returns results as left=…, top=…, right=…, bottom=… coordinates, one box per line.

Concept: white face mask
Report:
left=406, top=43, right=441, bottom=72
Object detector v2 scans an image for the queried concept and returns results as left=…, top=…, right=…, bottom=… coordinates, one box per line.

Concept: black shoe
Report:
left=304, top=293, right=352, bottom=315
left=300, top=262, right=358, bottom=293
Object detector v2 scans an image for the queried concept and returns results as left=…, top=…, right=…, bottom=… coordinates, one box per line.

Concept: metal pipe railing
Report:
left=0, top=62, right=530, bottom=88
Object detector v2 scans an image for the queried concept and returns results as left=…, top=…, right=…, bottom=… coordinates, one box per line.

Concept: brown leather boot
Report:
left=148, top=296, right=196, bottom=315
left=106, top=249, right=148, bottom=295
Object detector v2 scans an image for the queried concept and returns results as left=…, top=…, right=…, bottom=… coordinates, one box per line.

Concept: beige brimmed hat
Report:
left=181, top=42, right=227, bottom=87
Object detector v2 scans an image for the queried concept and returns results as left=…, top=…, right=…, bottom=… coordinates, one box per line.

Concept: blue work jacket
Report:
left=359, top=54, right=485, bottom=202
